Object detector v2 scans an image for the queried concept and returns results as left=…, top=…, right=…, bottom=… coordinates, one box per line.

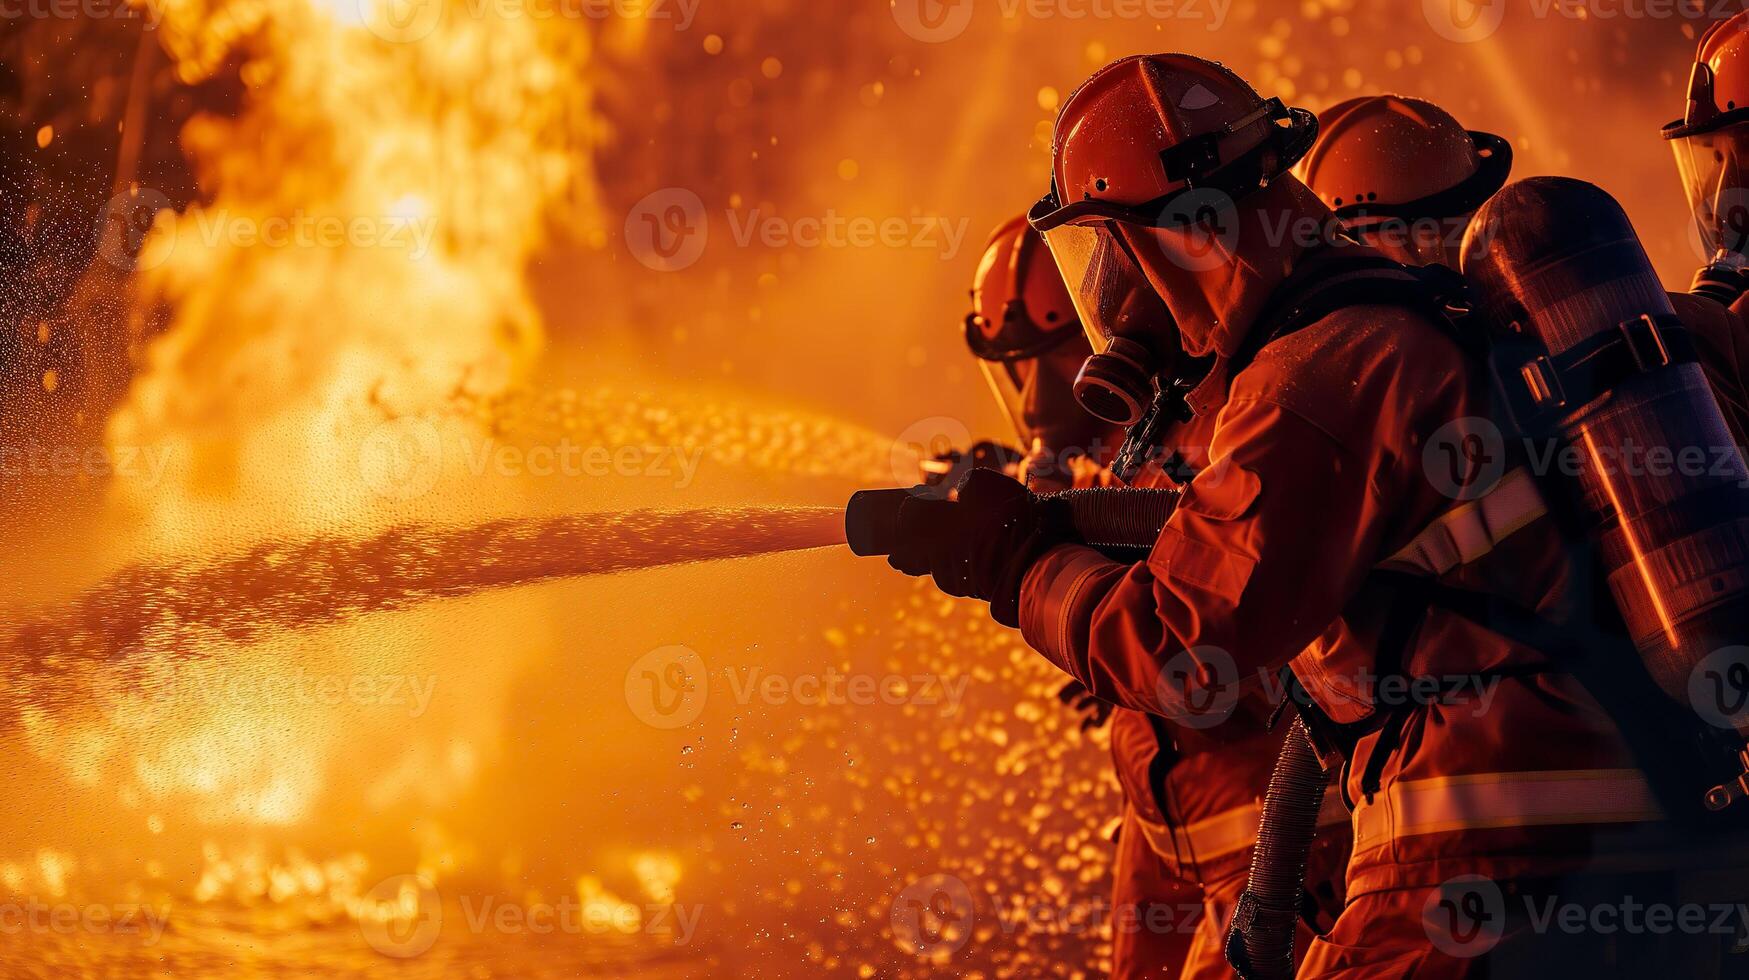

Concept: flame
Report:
left=52, top=0, right=610, bottom=836
left=112, top=0, right=604, bottom=541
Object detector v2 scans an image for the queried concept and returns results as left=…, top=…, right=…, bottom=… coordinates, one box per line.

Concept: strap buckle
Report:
left=1618, top=313, right=1673, bottom=372
left=1519, top=354, right=1566, bottom=412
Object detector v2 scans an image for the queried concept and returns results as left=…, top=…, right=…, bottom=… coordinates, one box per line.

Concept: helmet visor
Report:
left=1035, top=216, right=1173, bottom=355
left=1673, top=125, right=1749, bottom=257
left=977, top=357, right=1031, bottom=445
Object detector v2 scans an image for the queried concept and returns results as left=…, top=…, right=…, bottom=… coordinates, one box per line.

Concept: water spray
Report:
left=3, top=506, right=848, bottom=685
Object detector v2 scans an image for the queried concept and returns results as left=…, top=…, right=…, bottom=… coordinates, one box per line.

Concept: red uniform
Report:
left=1018, top=248, right=1749, bottom=975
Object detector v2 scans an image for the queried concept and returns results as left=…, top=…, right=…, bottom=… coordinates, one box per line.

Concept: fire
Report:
left=111, top=0, right=604, bottom=543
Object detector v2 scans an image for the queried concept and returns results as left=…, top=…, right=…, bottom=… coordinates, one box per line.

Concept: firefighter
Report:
left=1666, top=8, right=1749, bottom=308
left=1296, top=94, right=1510, bottom=270
left=966, top=212, right=1348, bottom=977
left=1665, top=9, right=1749, bottom=447
left=873, top=53, right=1749, bottom=975
left=963, top=213, right=1203, bottom=977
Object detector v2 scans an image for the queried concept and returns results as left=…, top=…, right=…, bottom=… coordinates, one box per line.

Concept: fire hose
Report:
left=843, top=485, right=1180, bottom=562
left=1225, top=716, right=1328, bottom=980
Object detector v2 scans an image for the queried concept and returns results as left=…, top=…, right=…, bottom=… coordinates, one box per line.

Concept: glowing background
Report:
left=0, top=0, right=1720, bottom=974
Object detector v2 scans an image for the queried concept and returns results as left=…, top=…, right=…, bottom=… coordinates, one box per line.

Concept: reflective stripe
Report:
left=1353, top=769, right=1664, bottom=851
left=1379, top=466, right=1548, bottom=577
left=1132, top=794, right=1349, bottom=871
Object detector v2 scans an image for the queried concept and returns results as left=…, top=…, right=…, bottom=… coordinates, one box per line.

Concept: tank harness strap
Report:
left=1510, top=314, right=1696, bottom=425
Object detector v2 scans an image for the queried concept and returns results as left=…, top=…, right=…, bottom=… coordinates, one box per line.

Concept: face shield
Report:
left=973, top=324, right=1094, bottom=442
left=1672, top=123, right=1749, bottom=258
left=977, top=357, right=1033, bottom=445
left=1026, top=204, right=1177, bottom=355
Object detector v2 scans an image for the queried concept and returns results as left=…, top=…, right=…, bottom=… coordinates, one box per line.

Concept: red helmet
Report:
left=965, top=213, right=1081, bottom=361
left=963, top=214, right=1110, bottom=466
left=1028, top=54, right=1317, bottom=349
left=1298, top=95, right=1510, bottom=231
left=1665, top=10, right=1749, bottom=256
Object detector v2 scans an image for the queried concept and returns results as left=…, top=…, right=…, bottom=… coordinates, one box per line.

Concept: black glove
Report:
left=886, top=469, right=1069, bottom=627
left=1056, top=679, right=1115, bottom=731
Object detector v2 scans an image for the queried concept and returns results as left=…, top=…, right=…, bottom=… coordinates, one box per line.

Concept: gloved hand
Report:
left=885, top=469, right=1069, bottom=627
left=1057, top=679, right=1115, bottom=731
